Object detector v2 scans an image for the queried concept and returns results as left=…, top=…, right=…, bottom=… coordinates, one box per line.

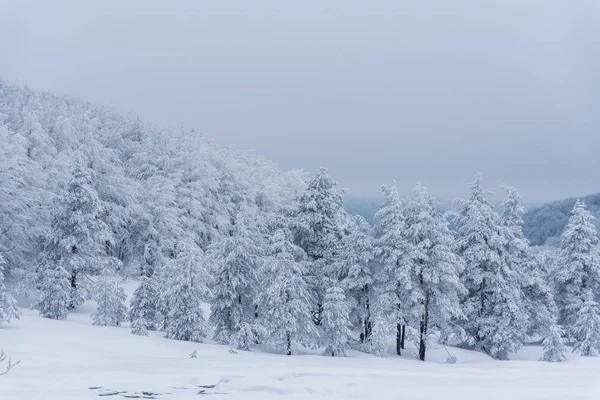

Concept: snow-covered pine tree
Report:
left=31, top=257, right=71, bottom=320
left=500, top=185, right=556, bottom=336
left=334, top=216, right=376, bottom=343
left=321, top=286, right=353, bottom=357
left=292, top=167, right=346, bottom=326
left=91, top=265, right=127, bottom=327
left=402, top=183, right=465, bottom=361
left=131, top=317, right=149, bottom=336
left=0, top=254, right=20, bottom=326
left=555, top=200, right=600, bottom=335
left=373, top=184, right=413, bottom=355
left=367, top=315, right=390, bottom=358
left=571, top=291, right=600, bottom=357
left=258, top=229, right=316, bottom=355
left=539, top=324, right=567, bottom=362
left=209, top=216, right=263, bottom=349
left=129, top=275, right=160, bottom=331
left=455, top=175, right=527, bottom=359
left=165, top=243, right=211, bottom=342
left=39, top=153, right=112, bottom=309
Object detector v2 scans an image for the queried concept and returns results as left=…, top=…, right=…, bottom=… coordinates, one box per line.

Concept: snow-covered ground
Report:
left=2, top=282, right=599, bottom=400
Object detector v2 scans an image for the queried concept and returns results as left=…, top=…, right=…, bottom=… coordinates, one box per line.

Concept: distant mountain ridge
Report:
left=523, top=193, right=600, bottom=246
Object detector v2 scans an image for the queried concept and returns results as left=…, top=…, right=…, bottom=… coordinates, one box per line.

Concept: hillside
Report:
left=523, top=193, right=600, bottom=246
left=0, top=79, right=304, bottom=276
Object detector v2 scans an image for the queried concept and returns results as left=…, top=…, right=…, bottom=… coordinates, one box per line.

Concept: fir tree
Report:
left=258, top=229, right=316, bottom=355
left=321, top=286, right=353, bottom=357
left=165, top=243, right=211, bottom=342
left=555, top=200, right=600, bottom=334
left=455, top=175, right=527, bottom=359
left=367, top=315, right=389, bottom=358
left=91, top=266, right=127, bottom=327
left=32, top=257, right=71, bottom=320
left=131, top=317, right=149, bottom=336
left=209, top=217, right=263, bottom=349
left=129, top=275, right=160, bottom=331
left=0, top=255, right=20, bottom=326
left=539, top=324, right=567, bottom=362
left=571, top=292, right=600, bottom=357
left=402, top=183, right=465, bottom=361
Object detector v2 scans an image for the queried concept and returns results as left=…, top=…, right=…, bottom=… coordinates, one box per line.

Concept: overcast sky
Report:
left=1, top=1, right=599, bottom=203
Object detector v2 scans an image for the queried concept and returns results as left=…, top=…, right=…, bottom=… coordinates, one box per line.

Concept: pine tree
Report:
left=539, top=325, right=567, bottom=362
left=367, top=315, right=389, bottom=358
left=501, top=185, right=556, bottom=336
left=32, top=257, right=71, bottom=320
left=91, top=266, right=127, bottom=327
left=292, top=167, right=345, bottom=326
left=334, top=216, right=376, bottom=343
left=321, top=286, right=353, bottom=357
left=373, top=184, right=413, bottom=355
left=129, top=275, right=160, bottom=331
left=258, top=229, right=316, bottom=355
left=571, top=292, right=600, bottom=357
left=209, top=217, right=263, bottom=349
left=555, top=200, right=600, bottom=335
left=402, top=183, right=465, bottom=361
left=455, top=175, right=527, bottom=359
left=131, top=317, right=149, bottom=336
left=165, top=243, right=211, bottom=342
left=0, top=255, right=20, bottom=326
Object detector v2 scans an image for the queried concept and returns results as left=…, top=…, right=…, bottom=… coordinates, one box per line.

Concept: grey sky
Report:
left=1, top=1, right=599, bottom=203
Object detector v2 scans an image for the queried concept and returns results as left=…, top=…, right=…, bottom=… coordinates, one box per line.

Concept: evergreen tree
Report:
left=571, top=292, right=600, bottom=357
left=209, top=217, right=263, bottom=349
left=165, top=243, right=211, bottom=342
left=501, top=185, right=556, bottom=336
left=91, top=266, right=127, bottom=327
left=321, top=286, right=353, bottom=357
left=373, top=184, right=413, bottom=355
left=555, top=200, right=600, bottom=334
left=32, top=257, right=70, bottom=320
left=539, top=324, right=567, bottom=362
left=334, top=216, right=376, bottom=343
left=259, top=229, right=316, bottom=355
left=129, top=275, right=160, bottom=331
left=0, top=255, right=20, bottom=326
left=455, top=175, right=527, bottom=359
left=292, top=167, right=345, bottom=326
left=131, top=317, right=149, bottom=336
left=402, top=183, right=466, bottom=361
left=367, top=315, right=389, bottom=358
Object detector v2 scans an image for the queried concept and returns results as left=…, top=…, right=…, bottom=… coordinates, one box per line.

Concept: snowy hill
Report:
left=2, top=284, right=599, bottom=400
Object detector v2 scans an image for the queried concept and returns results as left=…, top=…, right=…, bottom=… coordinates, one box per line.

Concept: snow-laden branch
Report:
left=0, top=349, right=20, bottom=377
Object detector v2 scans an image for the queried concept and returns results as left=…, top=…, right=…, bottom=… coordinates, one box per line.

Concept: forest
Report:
left=1, top=80, right=600, bottom=366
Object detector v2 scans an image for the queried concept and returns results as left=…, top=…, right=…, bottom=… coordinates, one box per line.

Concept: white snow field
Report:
left=1, top=285, right=599, bottom=400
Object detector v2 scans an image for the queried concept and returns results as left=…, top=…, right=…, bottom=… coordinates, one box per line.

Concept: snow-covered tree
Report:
left=571, top=292, right=600, bottom=357
left=373, top=184, right=412, bottom=355
left=555, top=200, right=600, bottom=334
left=165, top=243, right=211, bottom=342
left=209, top=217, right=263, bottom=349
left=333, top=216, right=376, bottom=343
left=292, top=167, right=346, bottom=325
left=31, top=257, right=71, bottom=320
left=455, top=175, right=527, bottom=359
left=131, top=317, right=148, bottom=336
left=501, top=185, right=556, bottom=336
left=91, top=266, right=127, bottom=327
left=402, top=183, right=465, bottom=361
left=0, top=255, right=19, bottom=326
left=129, top=275, right=160, bottom=331
left=321, top=286, right=353, bottom=357
left=539, top=324, right=567, bottom=362
left=259, top=229, right=316, bottom=355
left=367, top=315, right=390, bottom=358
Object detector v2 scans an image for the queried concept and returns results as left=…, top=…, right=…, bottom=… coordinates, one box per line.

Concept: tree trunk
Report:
left=401, top=325, right=406, bottom=350
left=364, top=284, right=372, bottom=341
left=286, top=332, right=292, bottom=356
left=396, top=323, right=402, bottom=355
left=419, top=292, right=430, bottom=361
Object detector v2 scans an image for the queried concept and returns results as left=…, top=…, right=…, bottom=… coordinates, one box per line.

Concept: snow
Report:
left=2, top=286, right=600, bottom=400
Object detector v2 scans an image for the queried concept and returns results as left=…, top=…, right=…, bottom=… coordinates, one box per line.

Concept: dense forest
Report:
left=2, top=81, right=600, bottom=363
